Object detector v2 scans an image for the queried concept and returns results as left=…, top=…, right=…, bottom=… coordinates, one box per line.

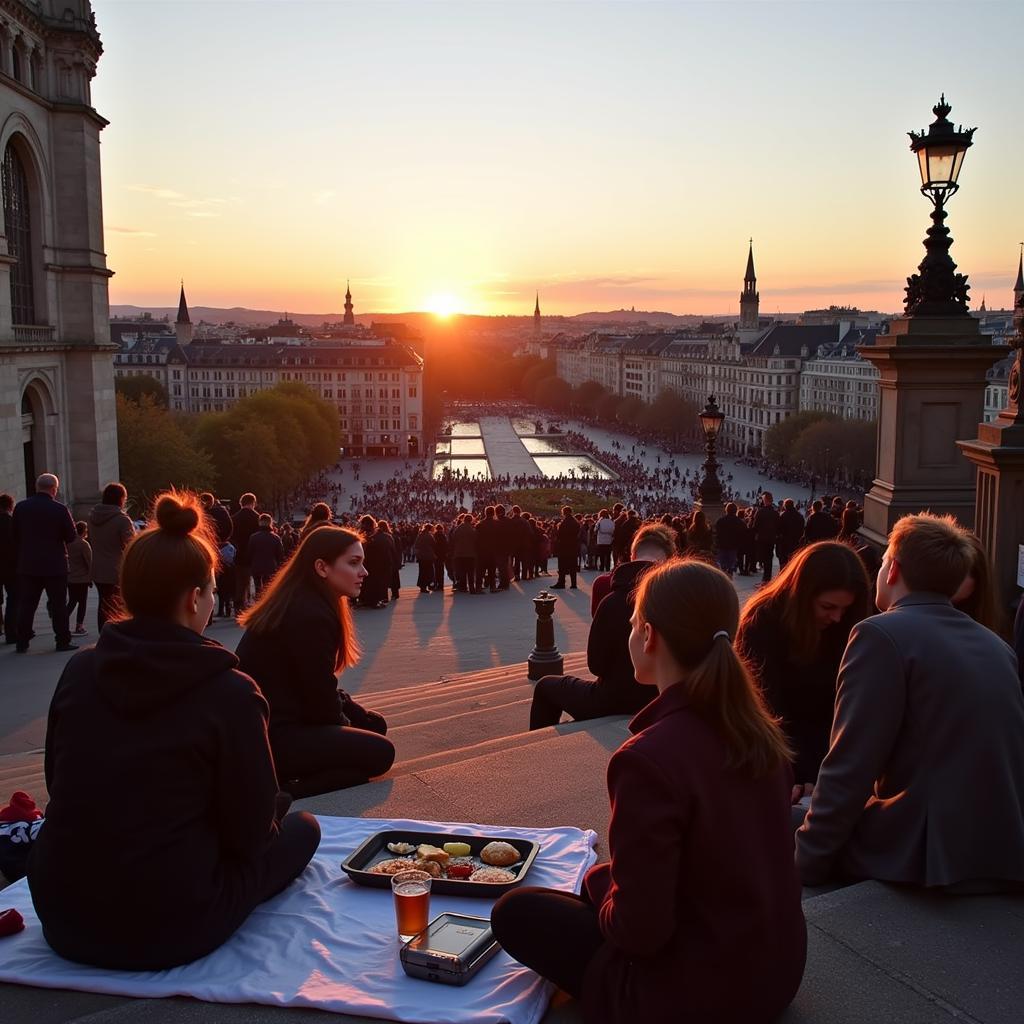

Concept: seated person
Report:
left=27, top=492, right=321, bottom=971
left=494, top=559, right=807, bottom=1022
left=529, top=524, right=676, bottom=730
left=737, top=541, right=870, bottom=802
left=237, top=525, right=395, bottom=798
left=797, top=513, right=1024, bottom=889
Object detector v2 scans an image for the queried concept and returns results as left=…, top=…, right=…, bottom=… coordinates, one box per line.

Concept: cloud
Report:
left=127, top=184, right=232, bottom=216
left=106, top=225, right=156, bottom=237
left=127, top=184, right=185, bottom=201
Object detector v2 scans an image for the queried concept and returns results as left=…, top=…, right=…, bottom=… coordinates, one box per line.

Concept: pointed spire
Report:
left=343, top=279, right=355, bottom=325
left=1015, top=244, right=1024, bottom=296
left=176, top=281, right=190, bottom=324
left=744, top=239, right=756, bottom=283
left=346, top=278, right=352, bottom=300
left=534, top=291, right=540, bottom=317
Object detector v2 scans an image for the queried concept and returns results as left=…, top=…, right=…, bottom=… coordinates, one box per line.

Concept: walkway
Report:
left=478, top=415, right=542, bottom=479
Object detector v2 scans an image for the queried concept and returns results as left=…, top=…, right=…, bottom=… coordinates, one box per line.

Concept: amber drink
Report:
left=392, top=870, right=432, bottom=942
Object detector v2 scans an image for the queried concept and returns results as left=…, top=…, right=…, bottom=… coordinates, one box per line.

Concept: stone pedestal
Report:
left=857, top=315, right=1003, bottom=549
left=957, top=389, right=1024, bottom=609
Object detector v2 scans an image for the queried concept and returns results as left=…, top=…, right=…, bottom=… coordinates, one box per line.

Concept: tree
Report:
left=791, top=418, right=877, bottom=486
left=764, top=410, right=835, bottom=464
left=116, top=394, right=215, bottom=508
left=574, top=380, right=607, bottom=416
left=616, top=396, right=645, bottom=426
left=115, top=374, right=168, bottom=407
left=534, top=375, right=573, bottom=411
left=640, top=389, right=698, bottom=438
left=596, top=392, right=621, bottom=422
left=521, top=357, right=558, bottom=403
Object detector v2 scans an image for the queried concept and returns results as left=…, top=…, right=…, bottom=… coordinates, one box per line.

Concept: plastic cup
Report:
left=392, top=869, right=432, bottom=942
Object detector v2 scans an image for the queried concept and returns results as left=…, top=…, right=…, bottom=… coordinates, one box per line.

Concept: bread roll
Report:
left=480, top=841, right=520, bottom=867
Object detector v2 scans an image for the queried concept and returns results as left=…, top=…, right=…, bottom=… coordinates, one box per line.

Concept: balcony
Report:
left=12, top=324, right=55, bottom=345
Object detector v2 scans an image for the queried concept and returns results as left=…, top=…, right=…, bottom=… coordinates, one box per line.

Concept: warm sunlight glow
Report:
left=424, top=293, right=462, bottom=318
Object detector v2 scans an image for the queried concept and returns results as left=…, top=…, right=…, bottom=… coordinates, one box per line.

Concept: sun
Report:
left=424, top=293, right=461, bottom=319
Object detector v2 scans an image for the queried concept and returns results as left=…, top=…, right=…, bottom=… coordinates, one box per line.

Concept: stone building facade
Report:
left=0, top=1, right=116, bottom=509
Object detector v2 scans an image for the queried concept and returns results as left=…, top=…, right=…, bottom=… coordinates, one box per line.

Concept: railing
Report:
left=12, top=324, right=55, bottom=345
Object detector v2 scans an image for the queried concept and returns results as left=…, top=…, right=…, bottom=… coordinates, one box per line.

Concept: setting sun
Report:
left=424, top=293, right=462, bottom=318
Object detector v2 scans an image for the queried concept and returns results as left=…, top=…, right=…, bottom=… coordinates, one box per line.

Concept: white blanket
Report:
left=0, top=816, right=598, bottom=1024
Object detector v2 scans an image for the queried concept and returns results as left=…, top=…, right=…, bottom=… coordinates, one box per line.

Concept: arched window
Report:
left=3, top=142, right=36, bottom=325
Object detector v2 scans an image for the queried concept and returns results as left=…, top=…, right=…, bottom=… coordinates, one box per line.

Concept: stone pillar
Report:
left=528, top=591, right=563, bottom=681
left=857, top=315, right=1003, bottom=549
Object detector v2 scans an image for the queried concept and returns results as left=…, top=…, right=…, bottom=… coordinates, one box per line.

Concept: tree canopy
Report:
left=115, top=374, right=168, bottom=407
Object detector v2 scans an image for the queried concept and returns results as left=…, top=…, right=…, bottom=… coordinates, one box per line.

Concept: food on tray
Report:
left=445, top=863, right=474, bottom=880
left=470, top=867, right=516, bottom=883
left=369, top=858, right=417, bottom=875
left=416, top=844, right=450, bottom=864
left=442, top=841, right=472, bottom=857
left=414, top=859, right=443, bottom=878
left=386, top=842, right=416, bottom=855
left=480, top=841, right=520, bottom=867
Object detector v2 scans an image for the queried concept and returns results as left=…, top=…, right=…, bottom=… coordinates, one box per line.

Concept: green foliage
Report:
left=763, top=410, right=835, bottom=463
left=116, top=394, right=215, bottom=506
left=574, top=380, right=607, bottom=415
left=506, top=487, right=624, bottom=516
left=615, top=395, right=645, bottom=426
left=639, top=389, right=698, bottom=436
left=115, top=374, right=168, bottom=407
left=520, top=357, right=558, bottom=402
left=791, top=417, right=877, bottom=482
left=596, top=392, right=622, bottom=422
left=533, top=375, right=573, bottom=410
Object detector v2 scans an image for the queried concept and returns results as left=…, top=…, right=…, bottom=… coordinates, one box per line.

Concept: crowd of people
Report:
left=3, top=462, right=1024, bottom=1023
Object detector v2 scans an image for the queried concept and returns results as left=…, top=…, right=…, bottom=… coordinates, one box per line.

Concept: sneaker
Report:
left=55, top=642, right=78, bottom=653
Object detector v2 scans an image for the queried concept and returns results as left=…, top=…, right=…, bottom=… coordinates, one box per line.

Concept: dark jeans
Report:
left=234, top=560, right=252, bottom=610
left=95, top=582, right=120, bottom=631
left=416, top=559, right=434, bottom=591
left=66, top=583, right=89, bottom=628
left=596, top=544, right=612, bottom=572
left=1, top=575, right=16, bottom=641
left=252, top=574, right=271, bottom=598
left=491, top=887, right=604, bottom=1000
left=454, top=556, right=476, bottom=592
left=530, top=674, right=639, bottom=730
left=756, top=541, right=776, bottom=582
left=17, top=573, right=70, bottom=648
left=555, top=557, right=577, bottom=588
left=271, top=719, right=395, bottom=799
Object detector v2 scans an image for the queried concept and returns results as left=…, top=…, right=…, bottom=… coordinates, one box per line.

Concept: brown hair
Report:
left=238, top=525, right=362, bottom=672
left=888, top=513, right=973, bottom=597
left=633, top=559, right=791, bottom=778
left=301, top=502, right=333, bottom=538
left=119, top=490, right=219, bottom=620
left=630, top=522, right=678, bottom=560
left=740, top=541, right=871, bottom=663
left=954, top=532, right=1005, bottom=637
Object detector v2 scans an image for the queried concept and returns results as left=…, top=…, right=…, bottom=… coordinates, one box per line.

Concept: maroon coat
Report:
left=580, top=684, right=806, bottom=1024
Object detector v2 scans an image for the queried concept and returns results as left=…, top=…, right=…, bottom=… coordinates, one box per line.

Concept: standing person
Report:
left=594, top=510, right=615, bottom=572
left=776, top=499, right=805, bottom=569
left=713, top=502, right=745, bottom=577
left=0, top=492, right=16, bottom=644
left=87, top=482, right=135, bottom=631
left=414, top=524, right=436, bottom=595
left=200, top=492, right=233, bottom=547
left=236, top=526, right=395, bottom=798
left=796, top=513, right=1024, bottom=889
left=551, top=506, right=580, bottom=590
left=432, top=522, right=449, bottom=592
left=476, top=506, right=498, bottom=593
left=493, top=559, right=806, bottom=1022
left=357, top=516, right=390, bottom=608
left=248, top=514, right=284, bottom=598
left=13, top=473, right=77, bottom=653
left=27, top=491, right=321, bottom=970
left=231, top=493, right=261, bottom=613
left=216, top=538, right=236, bottom=619
left=752, top=491, right=780, bottom=584
left=494, top=505, right=513, bottom=590
left=804, top=499, right=839, bottom=542
left=65, top=522, right=92, bottom=636
left=300, top=502, right=332, bottom=539
left=451, top=513, right=478, bottom=594
left=737, top=542, right=870, bottom=802
left=683, top=509, right=712, bottom=559
left=377, top=520, right=401, bottom=601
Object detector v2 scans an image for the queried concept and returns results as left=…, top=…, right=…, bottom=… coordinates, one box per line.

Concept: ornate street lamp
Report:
left=697, top=395, right=724, bottom=508
left=904, top=95, right=977, bottom=317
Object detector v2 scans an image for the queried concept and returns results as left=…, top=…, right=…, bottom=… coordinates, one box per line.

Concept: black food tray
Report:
left=340, top=829, right=540, bottom=897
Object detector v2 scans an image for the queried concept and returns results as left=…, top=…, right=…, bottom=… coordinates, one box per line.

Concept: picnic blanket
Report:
left=0, top=815, right=598, bottom=1024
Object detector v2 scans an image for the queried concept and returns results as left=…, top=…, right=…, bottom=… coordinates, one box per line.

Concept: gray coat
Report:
left=87, top=504, right=135, bottom=586
left=796, top=592, right=1024, bottom=888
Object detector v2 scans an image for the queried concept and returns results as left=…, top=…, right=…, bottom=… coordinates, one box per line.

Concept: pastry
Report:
left=470, top=866, right=516, bottom=883
left=480, top=841, right=520, bottom=867
left=368, top=858, right=415, bottom=875
left=416, top=844, right=450, bottom=864
left=414, top=859, right=443, bottom=878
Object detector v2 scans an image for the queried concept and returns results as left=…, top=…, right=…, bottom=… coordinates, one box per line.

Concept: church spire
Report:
left=176, top=281, right=190, bottom=324
left=1015, top=245, right=1024, bottom=306
left=343, top=279, right=354, bottom=326
left=175, top=281, right=194, bottom=347
left=739, top=240, right=759, bottom=331
left=744, top=239, right=756, bottom=284
left=533, top=291, right=541, bottom=335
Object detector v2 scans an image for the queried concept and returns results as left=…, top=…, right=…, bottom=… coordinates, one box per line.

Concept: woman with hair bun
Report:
left=493, top=559, right=806, bottom=1023
left=27, top=491, right=321, bottom=971
left=237, top=525, right=394, bottom=798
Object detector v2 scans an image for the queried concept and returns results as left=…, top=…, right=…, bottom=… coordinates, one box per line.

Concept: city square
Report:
left=1, top=2, right=1023, bottom=1023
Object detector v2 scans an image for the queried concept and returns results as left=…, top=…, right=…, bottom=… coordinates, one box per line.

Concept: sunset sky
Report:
left=93, top=0, right=1024, bottom=318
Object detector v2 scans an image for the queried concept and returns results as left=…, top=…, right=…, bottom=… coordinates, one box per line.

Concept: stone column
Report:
left=957, top=299, right=1024, bottom=609
left=857, top=315, right=1002, bottom=548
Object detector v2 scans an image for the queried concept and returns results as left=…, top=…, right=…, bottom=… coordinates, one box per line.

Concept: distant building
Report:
left=0, top=0, right=118, bottom=507
left=798, top=330, right=881, bottom=422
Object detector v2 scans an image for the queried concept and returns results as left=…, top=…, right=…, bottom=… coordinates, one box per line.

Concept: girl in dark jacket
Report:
left=493, top=559, right=806, bottom=1023
left=237, top=527, right=395, bottom=798
left=737, top=541, right=870, bottom=797
left=28, top=491, right=320, bottom=971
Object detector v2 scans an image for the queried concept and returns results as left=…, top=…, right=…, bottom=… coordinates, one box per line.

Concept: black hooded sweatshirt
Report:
left=27, top=618, right=281, bottom=970
left=586, top=559, right=659, bottom=714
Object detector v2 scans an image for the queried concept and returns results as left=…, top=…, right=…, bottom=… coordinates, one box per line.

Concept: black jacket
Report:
left=248, top=527, right=284, bottom=578
left=27, top=619, right=280, bottom=970
left=587, top=560, right=659, bottom=713
left=753, top=504, right=780, bottom=543
left=236, top=586, right=349, bottom=732
left=714, top=512, right=745, bottom=551
left=0, top=510, right=14, bottom=579
left=12, top=492, right=76, bottom=577
left=206, top=503, right=233, bottom=545
left=804, top=510, right=839, bottom=542
left=231, top=507, right=261, bottom=563
left=555, top=515, right=580, bottom=558
left=736, top=603, right=847, bottom=784
left=778, top=508, right=806, bottom=548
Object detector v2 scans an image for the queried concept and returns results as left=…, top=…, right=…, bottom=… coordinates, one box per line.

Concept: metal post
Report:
left=528, top=590, right=563, bottom=681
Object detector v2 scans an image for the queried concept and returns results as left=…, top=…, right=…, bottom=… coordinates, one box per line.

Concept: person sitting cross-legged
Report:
left=796, top=512, right=1024, bottom=891
left=528, top=524, right=676, bottom=730
left=27, top=491, right=321, bottom=970
left=494, top=559, right=807, bottom=1023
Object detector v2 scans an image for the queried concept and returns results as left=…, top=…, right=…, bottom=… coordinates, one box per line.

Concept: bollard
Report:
left=528, top=590, right=564, bottom=681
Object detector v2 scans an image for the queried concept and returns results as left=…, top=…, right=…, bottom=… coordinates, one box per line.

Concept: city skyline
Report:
left=94, top=0, right=1023, bottom=317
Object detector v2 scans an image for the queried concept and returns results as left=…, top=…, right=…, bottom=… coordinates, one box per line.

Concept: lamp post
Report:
left=904, top=95, right=977, bottom=318
left=696, top=395, right=725, bottom=523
